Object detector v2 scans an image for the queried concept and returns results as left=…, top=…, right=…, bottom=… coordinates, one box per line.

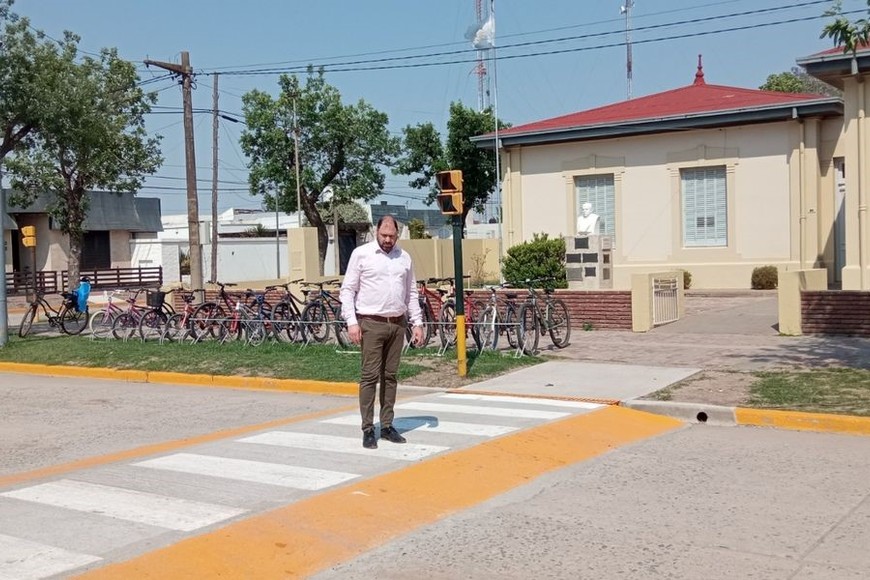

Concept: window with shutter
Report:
left=575, top=174, right=615, bottom=239
left=681, top=166, right=727, bottom=247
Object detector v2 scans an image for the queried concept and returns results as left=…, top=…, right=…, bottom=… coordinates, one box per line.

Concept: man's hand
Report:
left=412, top=325, right=424, bottom=346
left=348, top=324, right=361, bottom=344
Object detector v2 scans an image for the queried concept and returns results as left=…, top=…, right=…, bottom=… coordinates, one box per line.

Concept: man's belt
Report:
left=357, top=314, right=406, bottom=324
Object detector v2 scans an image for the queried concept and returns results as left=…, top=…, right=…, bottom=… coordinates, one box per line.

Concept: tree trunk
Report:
left=67, top=231, right=82, bottom=291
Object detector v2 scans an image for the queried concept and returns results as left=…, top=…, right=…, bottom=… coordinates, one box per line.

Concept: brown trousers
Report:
left=359, top=317, right=406, bottom=431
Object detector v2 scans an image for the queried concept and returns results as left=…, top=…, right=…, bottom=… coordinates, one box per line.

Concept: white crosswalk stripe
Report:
left=0, top=390, right=602, bottom=578
left=439, top=393, right=603, bottom=409
left=322, top=415, right=518, bottom=437
left=397, top=401, right=570, bottom=419
left=133, top=453, right=360, bottom=490
left=1, top=479, right=246, bottom=532
left=0, top=533, right=101, bottom=580
left=238, top=431, right=449, bottom=461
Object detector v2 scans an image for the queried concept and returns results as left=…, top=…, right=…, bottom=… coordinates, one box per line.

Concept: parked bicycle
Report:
left=18, top=285, right=90, bottom=338
left=109, top=288, right=153, bottom=340
left=517, top=278, right=572, bottom=354
left=88, top=289, right=126, bottom=339
left=162, top=289, right=202, bottom=342
left=267, top=279, right=308, bottom=343
left=473, top=283, right=522, bottom=351
left=406, top=277, right=452, bottom=349
left=300, top=279, right=350, bottom=347
left=137, top=289, right=177, bottom=341
left=438, top=276, right=481, bottom=350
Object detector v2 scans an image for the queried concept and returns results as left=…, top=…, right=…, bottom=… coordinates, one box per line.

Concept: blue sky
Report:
left=13, top=0, right=863, bottom=215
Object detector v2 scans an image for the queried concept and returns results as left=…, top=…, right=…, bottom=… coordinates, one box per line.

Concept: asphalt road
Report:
left=2, top=371, right=869, bottom=579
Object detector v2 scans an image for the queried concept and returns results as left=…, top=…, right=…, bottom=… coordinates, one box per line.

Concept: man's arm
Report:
left=340, top=251, right=362, bottom=326
left=406, top=261, right=423, bottom=326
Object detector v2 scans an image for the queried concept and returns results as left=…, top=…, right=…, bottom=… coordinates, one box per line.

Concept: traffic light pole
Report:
left=0, top=171, right=7, bottom=347
left=452, top=215, right=467, bottom=376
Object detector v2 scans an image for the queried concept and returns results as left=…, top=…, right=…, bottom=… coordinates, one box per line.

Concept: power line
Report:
left=201, top=2, right=835, bottom=77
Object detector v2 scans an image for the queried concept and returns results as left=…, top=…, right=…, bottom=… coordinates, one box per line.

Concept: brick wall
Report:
left=801, top=291, right=870, bottom=337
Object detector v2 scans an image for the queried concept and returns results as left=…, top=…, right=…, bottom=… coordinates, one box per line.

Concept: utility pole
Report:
left=211, top=73, right=219, bottom=282
left=0, top=169, right=8, bottom=347
left=621, top=0, right=635, bottom=100
left=293, top=96, right=302, bottom=228
left=144, top=51, right=203, bottom=298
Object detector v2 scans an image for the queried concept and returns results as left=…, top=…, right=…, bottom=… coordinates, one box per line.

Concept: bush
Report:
left=681, top=269, right=692, bottom=290
left=751, top=265, right=778, bottom=289
left=501, top=233, right=567, bottom=288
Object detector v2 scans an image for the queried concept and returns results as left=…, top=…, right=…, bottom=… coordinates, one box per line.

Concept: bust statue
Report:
left=576, top=202, right=600, bottom=235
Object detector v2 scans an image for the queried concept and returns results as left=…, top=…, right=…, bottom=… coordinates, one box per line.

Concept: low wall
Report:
left=801, top=291, right=870, bottom=336
left=777, top=268, right=827, bottom=336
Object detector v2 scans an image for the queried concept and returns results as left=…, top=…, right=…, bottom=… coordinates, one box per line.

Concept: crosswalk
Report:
left=0, top=392, right=602, bottom=579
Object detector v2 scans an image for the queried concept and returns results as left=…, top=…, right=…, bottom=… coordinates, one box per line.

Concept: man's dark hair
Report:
left=377, top=215, right=399, bottom=230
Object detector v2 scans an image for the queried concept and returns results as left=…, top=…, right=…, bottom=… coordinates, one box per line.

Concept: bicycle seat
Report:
left=505, top=293, right=518, bottom=299
left=437, top=289, right=448, bottom=296
left=544, top=288, right=555, bottom=295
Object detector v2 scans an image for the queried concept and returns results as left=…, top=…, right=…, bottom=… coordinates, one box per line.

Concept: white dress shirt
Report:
left=340, top=240, right=423, bottom=327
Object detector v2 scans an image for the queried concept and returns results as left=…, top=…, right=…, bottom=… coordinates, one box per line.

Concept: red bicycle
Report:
left=438, top=276, right=480, bottom=350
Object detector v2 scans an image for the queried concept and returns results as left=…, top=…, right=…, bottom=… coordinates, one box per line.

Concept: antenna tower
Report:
left=622, top=0, right=635, bottom=99
left=475, top=0, right=489, bottom=111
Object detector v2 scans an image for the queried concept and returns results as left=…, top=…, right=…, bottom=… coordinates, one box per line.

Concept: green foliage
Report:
left=751, top=265, right=779, bottom=290
left=240, top=67, right=400, bottom=268
left=760, top=67, right=840, bottom=97
left=407, top=218, right=427, bottom=239
left=394, top=101, right=510, bottom=230
left=820, top=0, right=870, bottom=56
left=681, top=269, right=692, bottom=290
left=5, top=29, right=162, bottom=289
left=501, top=233, right=567, bottom=288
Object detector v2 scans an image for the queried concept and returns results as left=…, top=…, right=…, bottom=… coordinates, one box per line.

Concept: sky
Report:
left=11, top=0, right=865, bottom=216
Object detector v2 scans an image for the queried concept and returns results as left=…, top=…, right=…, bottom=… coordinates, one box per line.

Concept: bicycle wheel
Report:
left=334, top=319, right=351, bottom=348
left=419, top=300, right=434, bottom=347
left=518, top=303, right=540, bottom=355
left=439, top=301, right=456, bottom=348
left=60, top=305, right=89, bottom=335
left=89, top=309, right=115, bottom=339
left=190, top=302, right=224, bottom=340
left=301, top=302, right=330, bottom=343
left=547, top=299, right=572, bottom=349
left=138, top=309, right=168, bottom=341
left=163, top=313, right=188, bottom=342
left=111, top=313, right=137, bottom=340
left=18, top=304, right=37, bottom=338
left=271, top=302, right=304, bottom=343
left=503, top=303, right=519, bottom=349
left=475, top=305, right=499, bottom=351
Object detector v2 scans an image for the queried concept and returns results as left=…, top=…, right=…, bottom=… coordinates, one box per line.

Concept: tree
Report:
left=240, top=68, right=400, bottom=271
left=821, top=0, right=870, bottom=56
left=408, top=218, right=427, bottom=239
left=394, top=102, right=509, bottom=232
left=0, top=2, right=70, bottom=161
left=760, top=67, right=841, bottom=97
left=6, top=42, right=162, bottom=289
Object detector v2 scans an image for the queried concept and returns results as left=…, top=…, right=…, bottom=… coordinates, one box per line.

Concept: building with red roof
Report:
left=473, top=55, right=849, bottom=291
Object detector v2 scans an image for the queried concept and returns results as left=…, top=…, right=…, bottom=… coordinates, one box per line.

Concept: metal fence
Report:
left=652, top=276, right=679, bottom=326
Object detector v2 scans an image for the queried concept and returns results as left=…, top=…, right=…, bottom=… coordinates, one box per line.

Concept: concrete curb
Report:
left=623, top=398, right=870, bottom=436
left=0, top=362, right=358, bottom=397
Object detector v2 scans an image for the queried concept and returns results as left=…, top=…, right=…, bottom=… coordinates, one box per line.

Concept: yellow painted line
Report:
left=77, top=406, right=682, bottom=579
left=0, top=362, right=359, bottom=396
left=736, top=407, right=870, bottom=436
left=0, top=362, right=148, bottom=383
left=447, top=388, right=621, bottom=406
left=0, top=404, right=357, bottom=489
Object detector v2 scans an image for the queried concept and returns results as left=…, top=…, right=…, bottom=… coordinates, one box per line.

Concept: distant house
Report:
left=369, top=201, right=454, bottom=239
left=473, top=56, right=845, bottom=289
left=4, top=190, right=162, bottom=274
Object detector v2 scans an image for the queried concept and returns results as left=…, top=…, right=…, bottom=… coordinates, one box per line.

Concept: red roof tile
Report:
left=500, top=70, right=829, bottom=137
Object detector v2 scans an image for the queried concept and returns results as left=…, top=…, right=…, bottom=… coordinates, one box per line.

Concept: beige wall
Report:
left=502, top=121, right=836, bottom=289
left=838, top=76, right=870, bottom=290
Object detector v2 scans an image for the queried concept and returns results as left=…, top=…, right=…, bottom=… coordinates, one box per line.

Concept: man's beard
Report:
left=379, top=239, right=394, bottom=253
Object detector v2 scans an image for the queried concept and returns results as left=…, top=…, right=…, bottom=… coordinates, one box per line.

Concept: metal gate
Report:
left=652, top=276, right=679, bottom=325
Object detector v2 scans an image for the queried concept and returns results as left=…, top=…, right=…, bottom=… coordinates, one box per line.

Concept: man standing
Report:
left=340, top=215, right=424, bottom=449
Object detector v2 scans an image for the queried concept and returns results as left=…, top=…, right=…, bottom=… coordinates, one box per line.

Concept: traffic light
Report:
left=21, top=225, right=36, bottom=248
left=435, top=169, right=463, bottom=216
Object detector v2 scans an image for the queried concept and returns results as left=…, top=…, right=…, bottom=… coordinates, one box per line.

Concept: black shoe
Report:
left=380, top=425, right=407, bottom=444
left=363, top=428, right=378, bottom=449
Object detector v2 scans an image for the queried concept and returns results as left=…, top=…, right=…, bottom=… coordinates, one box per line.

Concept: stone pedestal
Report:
left=565, top=235, right=612, bottom=290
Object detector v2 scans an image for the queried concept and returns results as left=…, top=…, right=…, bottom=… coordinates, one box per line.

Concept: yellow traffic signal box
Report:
left=435, top=169, right=463, bottom=216
left=21, top=225, right=36, bottom=248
